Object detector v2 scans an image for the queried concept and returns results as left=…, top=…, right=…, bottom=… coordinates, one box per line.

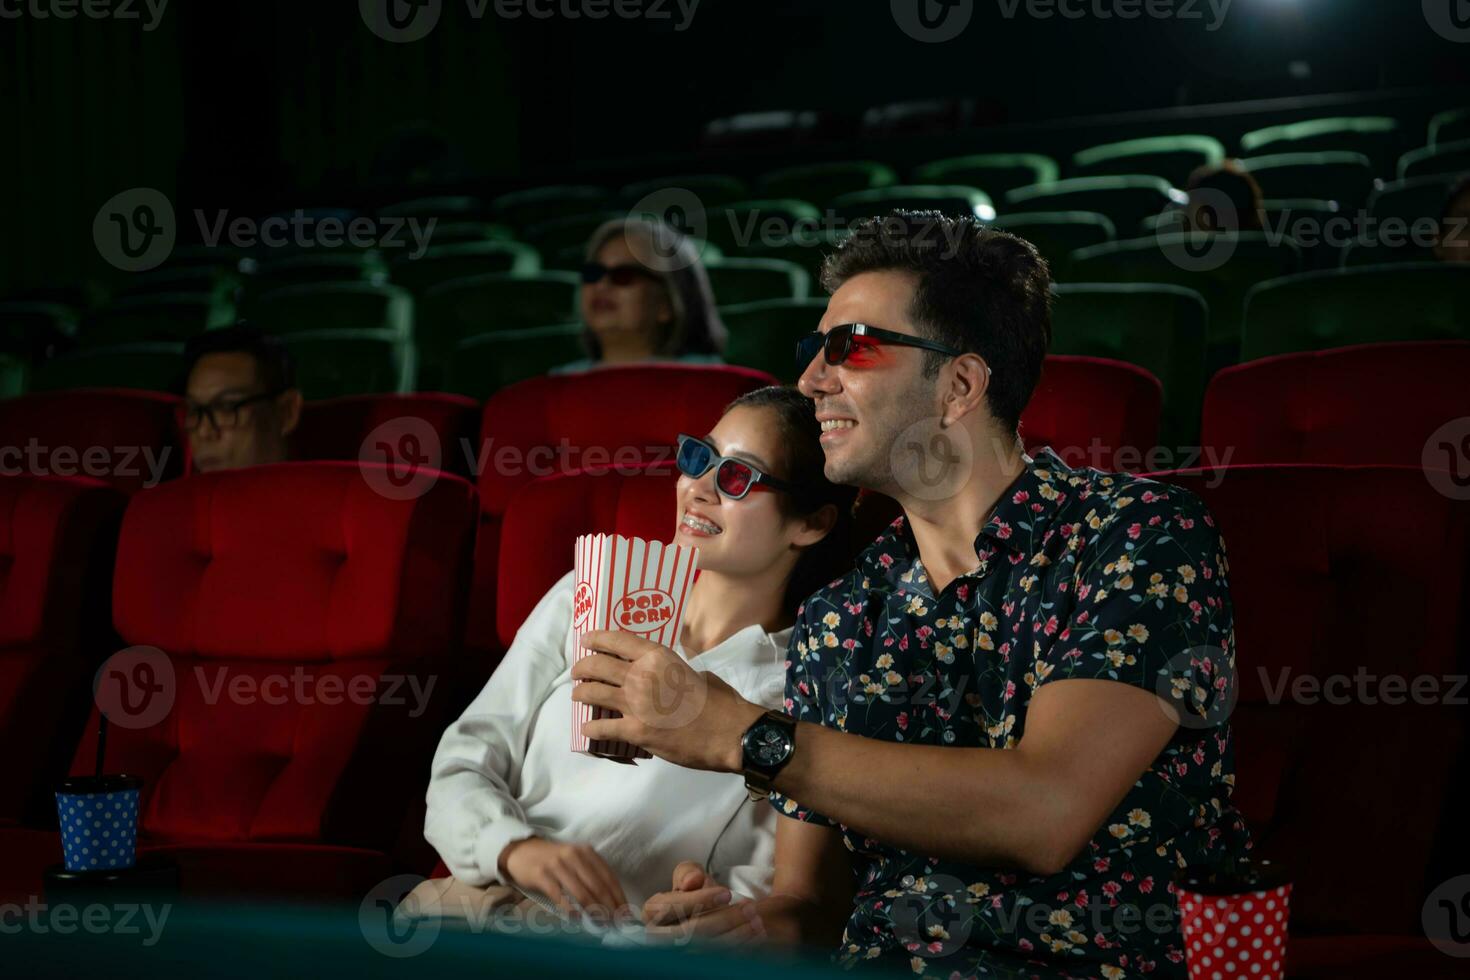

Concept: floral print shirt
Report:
left=771, top=449, right=1251, bottom=979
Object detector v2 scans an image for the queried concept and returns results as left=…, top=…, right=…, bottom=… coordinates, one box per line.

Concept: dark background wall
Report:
left=2, top=0, right=1465, bottom=291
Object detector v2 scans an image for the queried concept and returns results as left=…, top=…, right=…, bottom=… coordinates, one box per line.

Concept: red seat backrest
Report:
left=290, top=393, right=481, bottom=480
left=1021, top=355, right=1162, bottom=472
left=1201, top=341, right=1470, bottom=466
left=0, top=389, right=185, bottom=493
left=68, top=462, right=477, bottom=848
left=0, top=475, right=127, bottom=822
left=495, top=462, right=678, bottom=649
left=464, top=365, right=775, bottom=657
left=1158, top=464, right=1470, bottom=934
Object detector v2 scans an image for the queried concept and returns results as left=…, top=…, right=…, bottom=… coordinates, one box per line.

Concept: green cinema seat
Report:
left=1240, top=263, right=1470, bottom=362
left=1072, top=135, right=1225, bottom=188
left=1254, top=200, right=1345, bottom=271
left=706, top=199, right=824, bottom=255
left=911, top=154, right=1060, bottom=199
left=113, top=265, right=240, bottom=303
left=1070, top=233, right=1302, bottom=360
left=250, top=282, right=414, bottom=338
left=418, top=221, right=515, bottom=246
left=745, top=230, right=847, bottom=287
left=1368, top=174, right=1458, bottom=223
left=706, top=257, right=810, bottom=306
left=280, top=328, right=415, bottom=397
left=755, top=161, right=898, bottom=208
left=831, top=185, right=995, bottom=223
left=521, top=210, right=623, bottom=270
left=992, top=212, right=1116, bottom=281
left=418, top=272, right=580, bottom=386
left=242, top=254, right=389, bottom=305
left=0, top=302, right=77, bottom=359
left=1050, top=283, right=1209, bottom=444
left=1429, top=107, right=1470, bottom=147
left=1398, top=139, right=1470, bottom=181
left=29, top=342, right=184, bottom=393
left=719, top=298, right=829, bottom=383
left=1341, top=175, right=1459, bottom=267
left=443, top=323, right=584, bottom=399
left=0, top=352, right=26, bottom=397
left=492, top=185, right=610, bottom=231
left=78, top=293, right=228, bottom=348
left=619, top=174, right=750, bottom=209
left=1006, top=177, right=1184, bottom=236
left=1238, top=116, right=1402, bottom=174
left=389, top=241, right=542, bottom=295
left=1239, top=152, right=1375, bottom=207
left=377, top=195, right=489, bottom=221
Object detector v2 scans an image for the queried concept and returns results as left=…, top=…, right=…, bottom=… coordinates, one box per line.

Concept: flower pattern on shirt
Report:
left=771, top=449, right=1251, bottom=980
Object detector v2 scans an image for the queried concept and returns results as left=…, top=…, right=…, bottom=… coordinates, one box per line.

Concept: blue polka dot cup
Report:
left=55, top=776, right=142, bottom=873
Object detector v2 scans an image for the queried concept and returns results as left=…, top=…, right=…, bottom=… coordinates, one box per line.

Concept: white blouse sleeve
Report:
left=424, top=571, right=576, bottom=886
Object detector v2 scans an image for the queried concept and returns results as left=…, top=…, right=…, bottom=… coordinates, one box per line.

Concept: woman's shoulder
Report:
left=705, top=625, right=791, bottom=711
left=511, top=570, right=578, bottom=651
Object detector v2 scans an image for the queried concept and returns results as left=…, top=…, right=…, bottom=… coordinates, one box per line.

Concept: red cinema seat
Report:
left=290, top=393, right=481, bottom=480
left=1287, top=935, right=1466, bottom=979
left=496, top=462, right=678, bottom=648
left=0, top=462, right=478, bottom=902
left=0, top=389, right=185, bottom=493
left=0, top=476, right=127, bottom=826
left=1154, top=464, right=1469, bottom=938
left=1201, top=341, right=1470, bottom=465
left=464, top=364, right=775, bottom=661
left=1021, top=355, right=1162, bottom=472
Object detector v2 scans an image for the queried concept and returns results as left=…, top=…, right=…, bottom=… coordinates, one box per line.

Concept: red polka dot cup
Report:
left=1176, top=862, right=1292, bottom=980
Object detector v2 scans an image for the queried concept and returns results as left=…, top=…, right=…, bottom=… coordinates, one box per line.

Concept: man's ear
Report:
left=277, top=389, right=304, bottom=437
left=791, top=502, right=838, bottom=549
left=941, top=353, right=991, bottom=427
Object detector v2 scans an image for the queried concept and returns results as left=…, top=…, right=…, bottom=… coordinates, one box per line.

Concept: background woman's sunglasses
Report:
left=581, top=262, right=657, bottom=287
left=676, top=434, right=797, bottom=500
left=796, top=323, right=964, bottom=372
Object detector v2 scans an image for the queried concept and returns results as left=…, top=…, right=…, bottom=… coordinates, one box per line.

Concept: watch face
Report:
left=750, top=723, right=794, bottom=767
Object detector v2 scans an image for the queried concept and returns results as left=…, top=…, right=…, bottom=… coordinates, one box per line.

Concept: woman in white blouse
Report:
left=413, top=386, right=857, bottom=924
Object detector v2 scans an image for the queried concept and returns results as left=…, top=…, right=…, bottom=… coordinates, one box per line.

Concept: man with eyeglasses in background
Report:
left=181, top=323, right=302, bottom=473
left=572, top=212, right=1251, bottom=979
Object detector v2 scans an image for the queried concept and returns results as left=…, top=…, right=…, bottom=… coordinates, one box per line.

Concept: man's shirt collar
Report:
left=856, top=448, right=1077, bottom=592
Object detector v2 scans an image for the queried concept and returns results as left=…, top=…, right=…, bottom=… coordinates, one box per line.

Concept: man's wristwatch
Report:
left=740, top=710, right=797, bottom=801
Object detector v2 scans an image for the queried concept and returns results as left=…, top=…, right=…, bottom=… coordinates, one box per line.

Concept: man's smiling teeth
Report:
left=682, top=514, right=722, bottom=534
left=821, top=419, right=857, bottom=431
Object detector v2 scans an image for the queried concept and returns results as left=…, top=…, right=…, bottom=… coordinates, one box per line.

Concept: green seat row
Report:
left=25, top=329, right=416, bottom=399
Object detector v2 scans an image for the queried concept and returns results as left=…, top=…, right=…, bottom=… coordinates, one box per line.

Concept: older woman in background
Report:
left=552, top=217, right=727, bottom=373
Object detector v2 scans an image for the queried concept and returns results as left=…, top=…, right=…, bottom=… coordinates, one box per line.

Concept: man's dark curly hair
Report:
left=820, top=211, right=1053, bottom=434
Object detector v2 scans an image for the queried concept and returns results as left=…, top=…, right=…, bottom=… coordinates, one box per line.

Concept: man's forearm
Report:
left=767, top=722, right=1065, bottom=874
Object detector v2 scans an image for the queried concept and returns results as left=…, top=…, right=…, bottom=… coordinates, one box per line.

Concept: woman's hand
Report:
left=500, top=836, right=629, bottom=920
left=641, top=861, right=767, bottom=944
left=570, top=630, right=765, bottom=772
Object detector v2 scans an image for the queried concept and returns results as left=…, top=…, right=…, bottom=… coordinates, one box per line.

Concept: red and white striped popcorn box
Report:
left=571, top=533, right=699, bottom=762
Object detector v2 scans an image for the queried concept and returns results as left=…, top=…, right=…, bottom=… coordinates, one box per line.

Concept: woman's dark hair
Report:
left=581, top=218, right=728, bottom=361
left=725, top=385, right=859, bottom=618
left=1185, top=160, right=1265, bottom=232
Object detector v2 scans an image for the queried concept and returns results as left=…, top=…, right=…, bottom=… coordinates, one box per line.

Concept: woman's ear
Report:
left=790, top=502, right=838, bottom=549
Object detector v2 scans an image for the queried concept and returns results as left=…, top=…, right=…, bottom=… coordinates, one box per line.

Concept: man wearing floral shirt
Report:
left=572, top=212, right=1251, bottom=979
